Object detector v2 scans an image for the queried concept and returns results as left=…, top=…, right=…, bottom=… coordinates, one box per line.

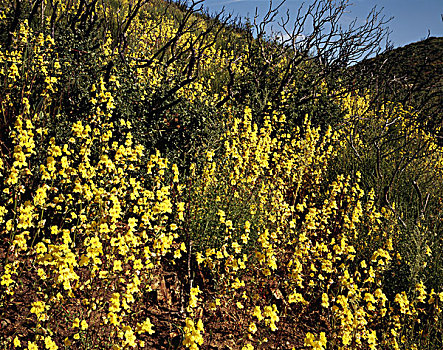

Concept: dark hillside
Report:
left=354, top=36, right=443, bottom=135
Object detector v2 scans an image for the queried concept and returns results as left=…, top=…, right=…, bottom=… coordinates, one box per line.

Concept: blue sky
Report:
left=202, top=0, right=443, bottom=49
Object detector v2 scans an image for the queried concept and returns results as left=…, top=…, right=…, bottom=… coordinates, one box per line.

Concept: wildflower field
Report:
left=1, top=0, right=443, bottom=349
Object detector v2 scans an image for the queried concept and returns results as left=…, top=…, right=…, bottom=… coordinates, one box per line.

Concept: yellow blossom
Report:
left=13, top=336, right=21, bottom=347
left=27, top=342, right=38, bottom=350
left=80, top=320, right=88, bottom=330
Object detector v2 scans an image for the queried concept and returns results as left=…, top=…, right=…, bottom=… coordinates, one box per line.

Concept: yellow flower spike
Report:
left=30, top=301, right=47, bottom=322
left=196, top=252, right=204, bottom=264
left=13, top=336, right=21, bottom=347
left=321, top=293, right=329, bottom=308
left=367, top=330, right=377, bottom=349
left=80, top=320, right=88, bottom=330
left=197, top=319, right=204, bottom=333
left=44, top=336, right=57, bottom=350
left=304, top=332, right=327, bottom=350
left=136, top=318, right=155, bottom=335
left=253, top=306, right=264, bottom=322
left=27, top=341, right=38, bottom=350
left=183, top=317, right=204, bottom=349
left=123, top=326, right=136, bottom=347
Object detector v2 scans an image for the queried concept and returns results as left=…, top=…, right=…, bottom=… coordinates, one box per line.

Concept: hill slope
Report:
left=356, top=36, right=443, bottom=132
